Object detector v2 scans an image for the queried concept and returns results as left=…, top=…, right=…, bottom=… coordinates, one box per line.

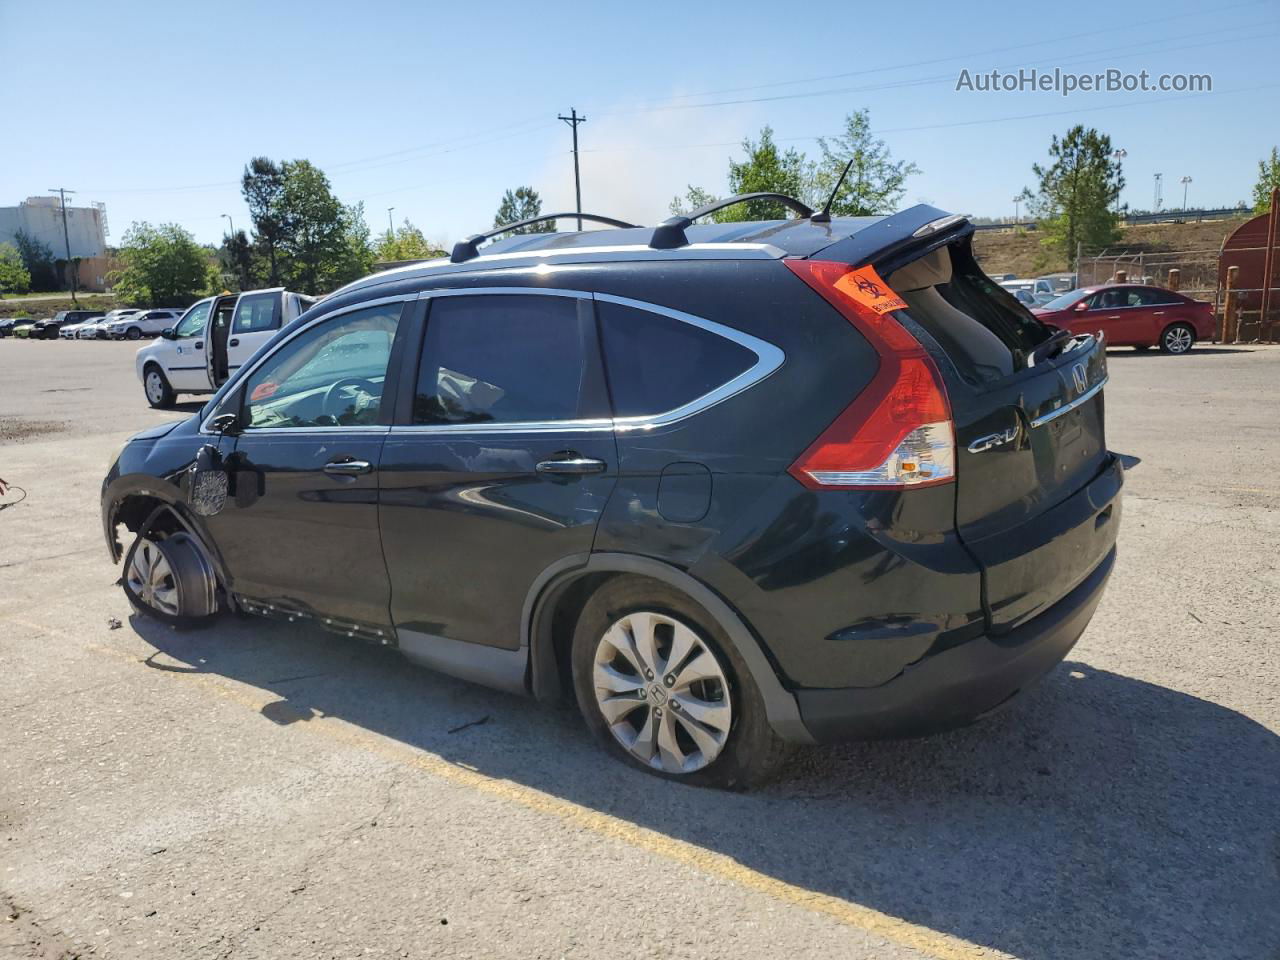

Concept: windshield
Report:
left=1040, top=288, right=1091, bottom=311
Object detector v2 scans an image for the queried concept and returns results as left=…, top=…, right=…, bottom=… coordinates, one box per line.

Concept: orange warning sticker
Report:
left=834, top=265, right=907, bottom=314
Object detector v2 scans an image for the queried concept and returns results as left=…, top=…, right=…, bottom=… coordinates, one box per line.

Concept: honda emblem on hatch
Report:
left=1072, top=362, right=1088, bottom=394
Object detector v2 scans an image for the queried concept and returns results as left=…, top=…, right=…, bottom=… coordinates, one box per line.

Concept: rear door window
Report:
left=595, top=301, right=756, bottom=418
left=232, top=293, right=281, bottom=333
left=413, top=294, right=605, bottom=425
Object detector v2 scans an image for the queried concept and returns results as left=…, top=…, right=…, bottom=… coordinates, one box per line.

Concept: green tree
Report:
left=0, top=243, right=32, bottom=295
left=723, top=126, right=809, bottom=221
left=813, top=109, right=919, bottom=216
left=669, top=185, right=720, bottom=217
left=1025, top=125, right=1124, bottom=265
left=11, top=229, right=58, bottom=291
left=274, top=160, right=352, bottom=293
left=241, top=156, right=287, bottom=285
left=332, top=202, right=376, bottom=286
left=110, top=223, right=210, bottom=306
left=1252, top=146, right=1280, bottom=213
left=218, top=229, right=253, bottom=291
left=494, top=186, right=554, bottom=233
left=375, top=217, right=447, bottom=262
left=677, top=127, right=809, bottom=223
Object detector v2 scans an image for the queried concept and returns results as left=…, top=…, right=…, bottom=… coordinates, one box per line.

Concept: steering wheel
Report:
left=322, top=377, right=379, bottom=418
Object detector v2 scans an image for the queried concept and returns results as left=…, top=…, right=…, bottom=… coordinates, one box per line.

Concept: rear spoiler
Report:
left=813, top=205, right=972, bottom=269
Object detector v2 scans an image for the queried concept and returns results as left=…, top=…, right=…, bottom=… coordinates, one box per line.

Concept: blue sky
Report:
left=3, top=0, right=1276, bottom=248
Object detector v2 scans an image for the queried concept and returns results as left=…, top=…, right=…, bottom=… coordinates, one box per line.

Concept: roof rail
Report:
left=450, top=212, right=639, bottom=263
left=650, top=192, right=814, bottom=249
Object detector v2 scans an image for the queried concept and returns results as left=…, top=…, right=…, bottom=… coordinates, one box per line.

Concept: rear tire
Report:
left=570, top=575, right=792, bottom=790
left=121, top=531, right=218, bottom=629
left=1159, top=323, right=1195, bottom=354
left=144, top=364, right=176, bottom=409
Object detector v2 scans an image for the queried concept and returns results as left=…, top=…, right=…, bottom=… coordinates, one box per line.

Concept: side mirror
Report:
left=210, top=413, right=241, bottom=435
left=160, top=328, right=176, bottom=340
left=1073, top=301, right=1090, bottom=313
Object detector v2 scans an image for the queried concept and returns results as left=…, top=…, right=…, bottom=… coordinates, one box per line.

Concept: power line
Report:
left=587, top=0, right=1271, bottom=114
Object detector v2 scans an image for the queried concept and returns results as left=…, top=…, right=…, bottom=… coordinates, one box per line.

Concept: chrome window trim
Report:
left=387, top=287, right=784, bottom=436
left=1029, top=375, right=1109, bottom=429
left=198, top=293, right=417, bottom=435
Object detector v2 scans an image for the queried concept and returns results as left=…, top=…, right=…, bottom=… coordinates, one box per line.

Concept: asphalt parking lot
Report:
left=1, top=338, right=1278, bottom=960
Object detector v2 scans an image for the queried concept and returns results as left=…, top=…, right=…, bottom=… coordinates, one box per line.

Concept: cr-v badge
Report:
left=967, top=425, right=1020, bottom=454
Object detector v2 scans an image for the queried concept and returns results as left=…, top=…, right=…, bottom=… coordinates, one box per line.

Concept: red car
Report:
left=1031, top=283, right=1215, bottom=354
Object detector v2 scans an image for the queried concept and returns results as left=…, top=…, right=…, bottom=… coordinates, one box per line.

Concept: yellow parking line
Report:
left=8, top=615, right=1003, bottom=960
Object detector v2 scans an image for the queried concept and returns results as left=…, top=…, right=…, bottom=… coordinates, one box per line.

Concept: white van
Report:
left=135, top=288, right=316, bottom=408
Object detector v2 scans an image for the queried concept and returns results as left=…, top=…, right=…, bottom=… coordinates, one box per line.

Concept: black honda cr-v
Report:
left=102, top=196, right=1122, bottom=788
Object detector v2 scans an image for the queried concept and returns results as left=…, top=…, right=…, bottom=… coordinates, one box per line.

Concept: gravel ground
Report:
left=1, top=338, right=1277, bottom=960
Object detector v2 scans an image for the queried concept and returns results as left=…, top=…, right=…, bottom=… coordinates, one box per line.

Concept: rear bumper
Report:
left=794, top=545, right=1115, bottom=742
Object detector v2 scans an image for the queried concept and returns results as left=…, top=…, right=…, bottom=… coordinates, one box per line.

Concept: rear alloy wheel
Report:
left=144, top=365, right=176, bottom=409
left=571, top=576, right=792, bottom=789
left=592, top=611, right=733, bottom=774
left=126, top=326, right=143, bottom=340
left=1159, top=323, right=1195, bottom=354
left=122, top=532, right=217, bottom=628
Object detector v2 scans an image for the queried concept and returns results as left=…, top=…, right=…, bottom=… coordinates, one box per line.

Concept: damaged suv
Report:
left=102, top=196, right=1122, bottom=788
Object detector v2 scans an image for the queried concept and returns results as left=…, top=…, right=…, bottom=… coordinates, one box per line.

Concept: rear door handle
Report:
left=229, top=337, right=240, bottom=347
left=194, top=341, right=204, bottom=349
left=323, top=458, right=373, bottom=476
left=536, top=457, right=606, bottom=475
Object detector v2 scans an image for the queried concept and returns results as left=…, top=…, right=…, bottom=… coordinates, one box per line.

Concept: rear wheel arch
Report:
left=524, top=553, right=813, bottom=744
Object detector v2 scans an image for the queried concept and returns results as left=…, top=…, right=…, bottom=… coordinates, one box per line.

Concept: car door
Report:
left=202, top=297, right=409, bottom=628
left=1087, top=288, right=1148, bottom=344
left=164, top=299, right=214, bottom=391
left=377, top=290, right=617, bottom=686
left=225, top=291, right=283, bottom=377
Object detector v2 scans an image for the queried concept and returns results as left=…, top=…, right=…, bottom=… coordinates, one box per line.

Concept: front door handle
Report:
left=323, top=458, right=373, bottom=476
left=194, top=340, right=204, bottom=349
left=536, top=457, right=606, bottom=475
left=229, top=337, right=240, bottom=347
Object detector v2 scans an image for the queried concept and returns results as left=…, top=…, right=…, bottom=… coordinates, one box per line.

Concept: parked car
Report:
left=1032, top=283, right=1214, bottom=353
left=1035, top=272, right=1077, bottom=295
left=11, top=320, right=40, bottom=338
left=0, top=316, right=28, bottom=338
left=75, top=309, right=141, bottom=340
left=33, top=309, right=104, bottom=339
left=106, top=308, right=183, bottom=340
left=103, top=200, right=1122, bottom=788
left=135, top=288, right=315, bottom=407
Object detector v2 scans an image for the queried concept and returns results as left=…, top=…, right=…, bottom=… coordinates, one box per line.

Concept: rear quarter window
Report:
left=596, top=301, right=756, bottom=418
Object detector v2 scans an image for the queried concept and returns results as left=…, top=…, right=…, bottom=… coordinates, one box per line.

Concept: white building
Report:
left=0, top=196, right=108, bottom=259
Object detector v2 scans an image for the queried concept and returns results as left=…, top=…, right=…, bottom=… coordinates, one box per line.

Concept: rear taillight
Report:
left=784, top=259, right=955, bottom=490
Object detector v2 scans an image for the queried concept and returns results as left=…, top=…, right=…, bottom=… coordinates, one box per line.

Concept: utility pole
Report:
left=557, top=108, right=586, bottom=230
left=48, top=187, right=77, bottom=304
left=1153, top=172, right=1163, bottom=211
left=1112, top=148, right=1127, bottom=216
left=1179, top=176, right=1192, bottom=210
left=387, top=206, right=395, bottom=234
left=1011, top=195, right=1021, bottom=224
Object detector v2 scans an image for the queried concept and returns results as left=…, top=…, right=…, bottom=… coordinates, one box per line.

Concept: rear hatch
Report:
left=877, top=231, right=1120, bottom=631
